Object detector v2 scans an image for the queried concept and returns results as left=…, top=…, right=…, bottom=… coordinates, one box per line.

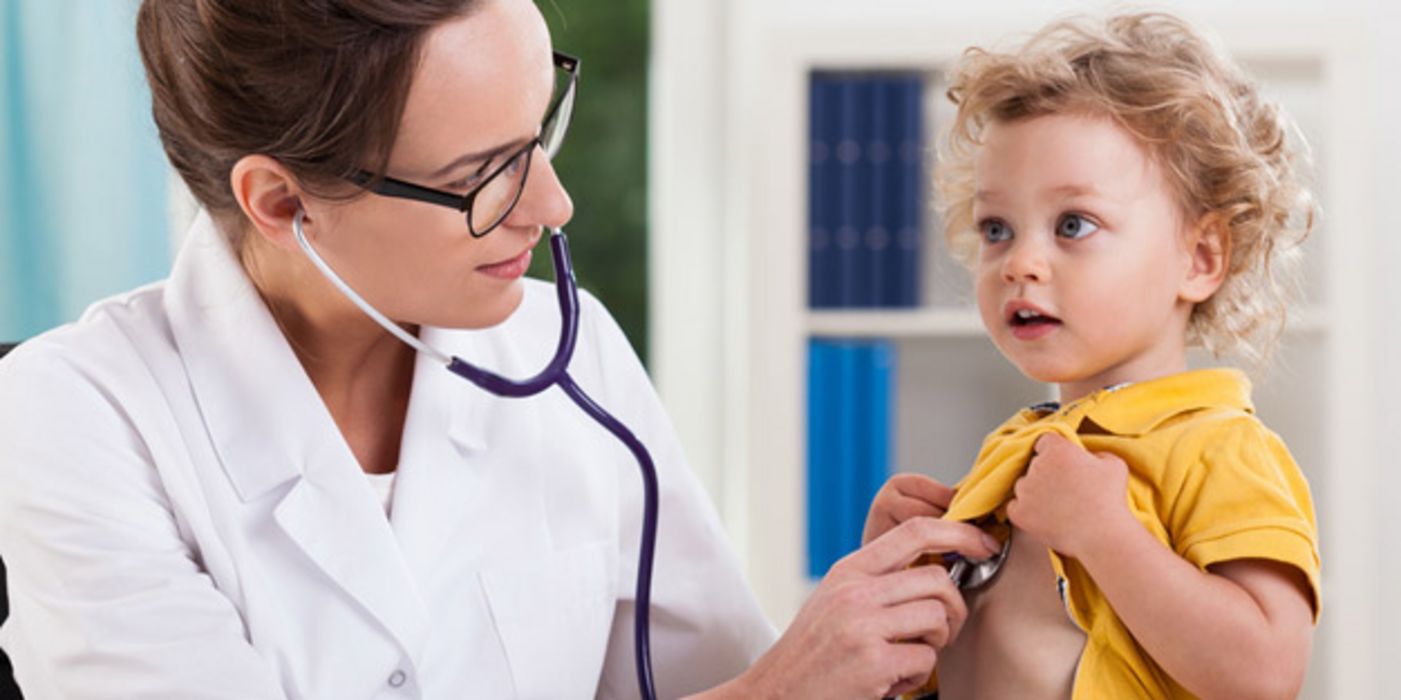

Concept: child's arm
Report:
left=1008, top=434, right=1314, bottom=700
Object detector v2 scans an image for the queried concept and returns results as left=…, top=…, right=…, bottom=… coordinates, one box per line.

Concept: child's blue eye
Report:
left=979, top=219, right=1013, bottom=243
left=1056, top=214, right=1099, bottom=239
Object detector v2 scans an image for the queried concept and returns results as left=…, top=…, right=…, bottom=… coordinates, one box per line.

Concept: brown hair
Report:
left=136, top=0, right=479, bottom=235
left=937, top=12, right=1316, bottom=364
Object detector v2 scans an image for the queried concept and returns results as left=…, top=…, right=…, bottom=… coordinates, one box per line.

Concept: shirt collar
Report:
left=1029, top=368, right=1255, bottom=437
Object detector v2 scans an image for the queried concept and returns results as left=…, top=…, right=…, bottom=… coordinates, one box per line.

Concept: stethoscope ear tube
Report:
left=291, top=212, right=661, bottom=700
left=445, top=232, right=579, bottom=396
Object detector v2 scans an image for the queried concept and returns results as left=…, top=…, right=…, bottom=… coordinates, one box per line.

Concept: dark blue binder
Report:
left=808, top=72, right=923, bottom=309
left=808, top=75, right=837, bottom=308
left=893, top=75, right=924, bottom=307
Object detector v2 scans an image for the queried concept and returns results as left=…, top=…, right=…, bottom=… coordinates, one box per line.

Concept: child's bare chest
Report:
left=937, top=526, right=1087, bottom=700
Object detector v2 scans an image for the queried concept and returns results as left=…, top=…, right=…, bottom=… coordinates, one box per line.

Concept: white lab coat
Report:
left=0, top=212, right=776, bottom=699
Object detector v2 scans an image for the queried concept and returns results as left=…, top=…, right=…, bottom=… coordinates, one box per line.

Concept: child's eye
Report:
left=978, top=219, right=1013, bottom=243
left=1056, top=214, right=1099, bottom=239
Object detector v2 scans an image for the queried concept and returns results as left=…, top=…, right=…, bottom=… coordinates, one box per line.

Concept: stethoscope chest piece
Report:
left=947, top=527, right=1012, bottom=591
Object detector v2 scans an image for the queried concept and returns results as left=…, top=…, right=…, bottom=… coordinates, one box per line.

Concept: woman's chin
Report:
left=434, top=281, right=526, bottom=330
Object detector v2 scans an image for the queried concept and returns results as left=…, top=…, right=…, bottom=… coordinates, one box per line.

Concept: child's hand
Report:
left=862, top=473, right=954, bottom=546
left=1006, top=433, right=1133, bottom=558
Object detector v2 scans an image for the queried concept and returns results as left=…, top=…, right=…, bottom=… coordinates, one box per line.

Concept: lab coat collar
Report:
left=163, top=211, right=431, bottom=662
left=163, top=212, right=488, bottom=500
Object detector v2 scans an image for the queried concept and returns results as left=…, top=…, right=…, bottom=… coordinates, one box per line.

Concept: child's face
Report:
left=972, top=113, right=1201, bottom=401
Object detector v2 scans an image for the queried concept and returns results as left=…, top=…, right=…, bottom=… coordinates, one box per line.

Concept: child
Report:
left=866, top=12, right=1321, bottom=699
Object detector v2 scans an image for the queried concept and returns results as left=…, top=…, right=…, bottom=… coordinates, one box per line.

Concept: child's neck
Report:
left=1056, top=361, right=1191, bottom=405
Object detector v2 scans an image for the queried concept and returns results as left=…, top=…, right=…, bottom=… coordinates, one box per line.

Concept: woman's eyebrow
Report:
left=427, top=137, right=530, bottom=180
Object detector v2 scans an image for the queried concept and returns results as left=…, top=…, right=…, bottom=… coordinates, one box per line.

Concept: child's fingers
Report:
left=890, top=472, right=955, bottom=509
left=1032, top=431, right=1077, bottom=457
left=863, top=478, right=952, bottom=545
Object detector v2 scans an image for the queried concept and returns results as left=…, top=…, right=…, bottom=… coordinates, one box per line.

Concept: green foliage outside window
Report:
left=535, top=0, right=650, bottom=364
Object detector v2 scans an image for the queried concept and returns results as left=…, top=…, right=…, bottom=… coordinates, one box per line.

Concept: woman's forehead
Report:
left=393, top=0, right=554, bottom=174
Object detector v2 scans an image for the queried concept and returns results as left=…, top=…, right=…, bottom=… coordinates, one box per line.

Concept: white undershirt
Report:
left=365, top=471, right=397, bottom=517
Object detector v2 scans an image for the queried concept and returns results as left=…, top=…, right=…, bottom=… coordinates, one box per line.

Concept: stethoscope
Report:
left=944, top=522, right=1011, bottom=591
left=292, top=211, right=662, bottom=700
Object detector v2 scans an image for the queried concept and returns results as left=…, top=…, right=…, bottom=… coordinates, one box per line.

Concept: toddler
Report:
left=868, top=12, right=1321, bottom=699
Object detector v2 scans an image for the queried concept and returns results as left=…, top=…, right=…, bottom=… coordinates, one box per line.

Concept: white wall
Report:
left=1365, top=0, right=1401, bottom=684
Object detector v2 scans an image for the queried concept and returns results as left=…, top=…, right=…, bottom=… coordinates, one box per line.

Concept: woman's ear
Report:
left=1179, top=213, right=1230, bottom=303
left=229, top=155, right=306, bottom=251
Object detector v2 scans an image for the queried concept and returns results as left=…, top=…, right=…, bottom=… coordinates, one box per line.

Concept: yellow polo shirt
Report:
left=916, top=368, right=1320, bottom=699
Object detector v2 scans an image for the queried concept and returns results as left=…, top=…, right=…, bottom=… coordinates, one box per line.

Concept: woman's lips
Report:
left=477, top=248, right=533, bottom=280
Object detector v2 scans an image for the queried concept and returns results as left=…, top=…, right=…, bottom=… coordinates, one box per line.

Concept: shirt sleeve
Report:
left=1165, top=414, right=1321, bottom=620
left=568, top=292, right=778, bottom=699
left=0, top=341, right=289, bottom=699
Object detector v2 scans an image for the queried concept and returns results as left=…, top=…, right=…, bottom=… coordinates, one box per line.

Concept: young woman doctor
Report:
left=0, top=0, right=997, bottom=697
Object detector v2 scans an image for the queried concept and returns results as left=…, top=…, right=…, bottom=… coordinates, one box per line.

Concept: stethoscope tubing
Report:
left=292, top=212, right=660, bottom=700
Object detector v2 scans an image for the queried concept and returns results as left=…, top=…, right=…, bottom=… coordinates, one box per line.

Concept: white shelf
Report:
left=806, top=308, right=983, bottom=337
left=806, top=305, right=1332, bottom=339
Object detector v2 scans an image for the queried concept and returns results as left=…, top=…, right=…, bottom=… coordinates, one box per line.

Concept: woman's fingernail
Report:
left=982, top=534, right=1001, bottom=552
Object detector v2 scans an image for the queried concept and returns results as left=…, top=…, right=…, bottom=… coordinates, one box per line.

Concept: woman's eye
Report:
left=978, top=219, right=1013, bottom=243
left=1056, top=214, right=1099, bottom=239
left=446, top=161, right=494, bottom=191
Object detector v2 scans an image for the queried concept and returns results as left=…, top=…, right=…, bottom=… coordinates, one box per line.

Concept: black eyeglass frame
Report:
left=347, top=51, right=580, bottom=238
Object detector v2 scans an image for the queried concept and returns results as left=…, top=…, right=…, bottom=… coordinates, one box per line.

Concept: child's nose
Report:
left=1001, top=235, right=1050, bottom=283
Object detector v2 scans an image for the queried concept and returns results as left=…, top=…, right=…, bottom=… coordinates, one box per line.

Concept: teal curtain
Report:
left=0, top=1, right=169, bottom=341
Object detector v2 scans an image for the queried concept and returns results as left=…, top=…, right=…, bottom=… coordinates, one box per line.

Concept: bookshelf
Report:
left=651, top=5, right=1375, bottom=699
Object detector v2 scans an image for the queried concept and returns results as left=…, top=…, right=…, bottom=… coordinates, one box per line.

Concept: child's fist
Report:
left=1005, top=433, right=1132, bottom=557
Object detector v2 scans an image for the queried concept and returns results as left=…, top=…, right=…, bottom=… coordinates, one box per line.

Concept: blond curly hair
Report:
left=936, top=12, right=1315, bottom=364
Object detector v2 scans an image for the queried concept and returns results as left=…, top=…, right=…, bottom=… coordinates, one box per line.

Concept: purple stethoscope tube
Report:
left=292, top=213, right=661, bottom=700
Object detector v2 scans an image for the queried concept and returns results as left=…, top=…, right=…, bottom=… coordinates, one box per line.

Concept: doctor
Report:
left=0, top=0, right=995, bottom=697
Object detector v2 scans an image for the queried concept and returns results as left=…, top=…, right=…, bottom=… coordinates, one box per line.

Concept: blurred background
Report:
left=1, top=0, right=1398, bottom=698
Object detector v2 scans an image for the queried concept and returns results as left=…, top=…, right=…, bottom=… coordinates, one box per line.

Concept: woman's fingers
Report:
left=879, top=599, right=954, bottom=648
left=850, top=517, right=1000, bottom=576
left=881, top=642, right=940, bottom=697
left=872, top=568, right=969, bottom=644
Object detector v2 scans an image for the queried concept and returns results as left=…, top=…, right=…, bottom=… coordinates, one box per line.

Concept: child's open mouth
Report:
left=1008, top=307, right=1062, bottom=340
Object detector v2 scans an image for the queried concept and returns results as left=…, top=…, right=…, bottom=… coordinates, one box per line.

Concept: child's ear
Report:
left=1179, top=213, right=1230, bottom=303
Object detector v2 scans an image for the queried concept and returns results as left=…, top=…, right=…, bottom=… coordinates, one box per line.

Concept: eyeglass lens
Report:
left=467, top=68, right=576, bottom=236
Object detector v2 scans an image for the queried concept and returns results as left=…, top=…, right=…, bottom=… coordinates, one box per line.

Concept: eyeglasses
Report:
left=349, top=51, right=579, bottom=238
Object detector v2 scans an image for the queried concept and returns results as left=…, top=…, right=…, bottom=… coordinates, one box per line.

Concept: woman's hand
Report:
left=707, top=517, right=1000, bottom=700
left=863, top=473, right=955, bottom=545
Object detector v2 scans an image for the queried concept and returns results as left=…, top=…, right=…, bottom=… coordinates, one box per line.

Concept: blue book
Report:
left=806, top=340, right=837, bottom=577
left=807, top=338, right=897, bottom=578
left=862, top=77, right=892, bottom=309
left=893, top=75, right=924, bottom=307
left=834, top=77, right=863, bottom=307
left=860, top=341, right=894, bottom=523
left=808, top=75, right=836, bottom=308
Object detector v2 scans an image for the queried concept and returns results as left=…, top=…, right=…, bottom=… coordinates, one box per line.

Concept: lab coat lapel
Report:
left=389, top=325, right=553, bottom=583
left=164, top=212, right=429, bottom=661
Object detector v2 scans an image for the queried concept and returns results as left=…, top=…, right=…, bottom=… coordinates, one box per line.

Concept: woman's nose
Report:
left=507, top=146, right=574, bottom=231
left=1001, top=234, right=1050, bottom=284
